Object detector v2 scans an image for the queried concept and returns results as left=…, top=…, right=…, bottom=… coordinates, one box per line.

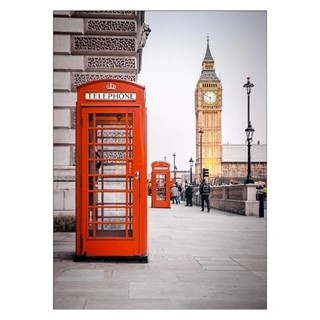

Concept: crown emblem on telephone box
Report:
left=106, top=82, right=116, bottom=90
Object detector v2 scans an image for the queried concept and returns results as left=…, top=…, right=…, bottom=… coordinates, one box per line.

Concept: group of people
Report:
left=170, top=179, right=211, bottom=212
left=170, top=183, right=193, bottom=205
left=170, top=183, right=181, bottom=204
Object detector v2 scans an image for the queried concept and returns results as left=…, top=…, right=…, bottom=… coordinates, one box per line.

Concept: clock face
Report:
left=203, top=92, right=217, bottom=104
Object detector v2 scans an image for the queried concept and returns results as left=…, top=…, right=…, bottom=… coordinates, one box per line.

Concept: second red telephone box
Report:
left=151, top=161, right=171, bottom=208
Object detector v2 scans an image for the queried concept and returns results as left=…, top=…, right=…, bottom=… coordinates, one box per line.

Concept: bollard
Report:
left=258, top=191, right=264, bottom=218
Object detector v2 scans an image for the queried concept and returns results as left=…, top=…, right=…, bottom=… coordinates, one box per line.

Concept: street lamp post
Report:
left=198, top=128, right=204, bottom=181
left=243, top=77, right=255, bottom=184
left=189, top=157, right=194, bottom=184
left=173, top=152, right=176, bottom=182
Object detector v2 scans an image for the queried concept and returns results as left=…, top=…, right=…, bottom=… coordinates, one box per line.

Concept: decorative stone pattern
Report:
left=72, top=11, right=135, bottom=18
left=85, top=19, right=136, bottom=34
left=72, top=73, right=136, bottom=90
left=86, top=56, right=135, bottom=70
left=72, top=36, right=135, bottom=54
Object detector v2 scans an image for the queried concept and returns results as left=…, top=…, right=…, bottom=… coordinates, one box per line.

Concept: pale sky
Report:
left=138, top=11, right=267, bottom=172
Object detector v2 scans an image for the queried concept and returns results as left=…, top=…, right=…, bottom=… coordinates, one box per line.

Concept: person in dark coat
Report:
left=185, top=184, right=194, bottom=207
left=199, top=179, right=210, bottom=212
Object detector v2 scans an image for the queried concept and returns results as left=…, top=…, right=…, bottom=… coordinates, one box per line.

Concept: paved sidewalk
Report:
left=53, top=199, right=267, bottom=309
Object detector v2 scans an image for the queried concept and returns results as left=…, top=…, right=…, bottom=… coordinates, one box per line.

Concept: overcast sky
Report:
left=138, top=11, right=267, bottom=172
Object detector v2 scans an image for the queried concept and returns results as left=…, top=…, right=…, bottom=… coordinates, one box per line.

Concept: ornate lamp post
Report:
left=189, top=157, right=194, bottom=184
left=243, top=77, right=255, bottom=184
left=173, top=152, right=176, bottom=182
left=198, top=128, right=204, bottom=181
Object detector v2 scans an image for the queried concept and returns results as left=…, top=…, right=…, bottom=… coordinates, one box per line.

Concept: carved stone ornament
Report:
left=72, top=11, right=136, bottom=18
left=72, top=36, right=135, bottom=54
left=85, top=19, right=136, bottom=34
left=72, top=73, right=136, bottom=90
left=86, top=56, right=136, bottom=70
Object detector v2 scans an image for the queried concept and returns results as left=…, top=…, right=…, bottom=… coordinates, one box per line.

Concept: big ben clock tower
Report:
left=195, top=36, right=222, bottom=183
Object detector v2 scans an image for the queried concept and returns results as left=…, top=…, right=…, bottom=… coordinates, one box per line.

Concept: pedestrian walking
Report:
left=199, top=179, right=210, bottom=212
left=177, top=184, right=182, bottom=203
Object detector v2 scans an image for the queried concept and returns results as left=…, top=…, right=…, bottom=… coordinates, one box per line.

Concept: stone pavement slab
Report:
left=53, top=199, right=267, bottom=309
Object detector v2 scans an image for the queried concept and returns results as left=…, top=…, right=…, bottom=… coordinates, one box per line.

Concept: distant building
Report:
left=220, top=143, right=267, bottom=185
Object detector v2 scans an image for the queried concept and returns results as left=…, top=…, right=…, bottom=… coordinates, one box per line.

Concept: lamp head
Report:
left=245, top=123, right=255, bottom=140
left=243, top=76, right=254, bottom=94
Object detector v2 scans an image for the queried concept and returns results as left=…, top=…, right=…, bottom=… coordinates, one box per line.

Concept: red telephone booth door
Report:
left=75, top=80, right=147, bottom=261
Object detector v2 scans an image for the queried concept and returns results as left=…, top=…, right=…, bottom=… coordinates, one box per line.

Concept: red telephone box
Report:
left=74, top=79, right=148, bottom=262
left=151, top=161, right=171, bottom=208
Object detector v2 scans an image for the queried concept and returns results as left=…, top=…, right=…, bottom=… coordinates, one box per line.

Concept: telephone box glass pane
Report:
left=87, top=112, right=134, bottom=238
left=156, top=174, right=167, bottom=201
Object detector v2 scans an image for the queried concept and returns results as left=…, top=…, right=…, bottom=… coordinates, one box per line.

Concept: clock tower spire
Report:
left=204, top=34, right=214, bottom=61
left=195, top=36, right=222, bottom=183
left=201, top=35, right=219, bottom=80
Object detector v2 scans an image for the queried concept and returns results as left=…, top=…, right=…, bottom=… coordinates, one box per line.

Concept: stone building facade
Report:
left=53, top=11, right=150, bottom=216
